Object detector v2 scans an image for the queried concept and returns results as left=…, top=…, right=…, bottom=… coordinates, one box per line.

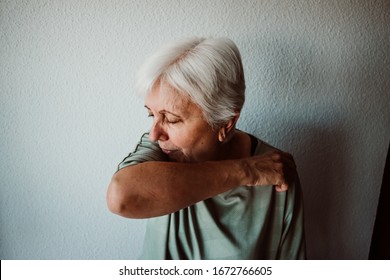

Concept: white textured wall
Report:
left=1, top=0, right=389, bottom=259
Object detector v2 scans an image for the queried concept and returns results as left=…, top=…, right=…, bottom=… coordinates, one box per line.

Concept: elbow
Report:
left=106, top=177, right=125, bottom=215
left=106, top=176, right=141, bottom=218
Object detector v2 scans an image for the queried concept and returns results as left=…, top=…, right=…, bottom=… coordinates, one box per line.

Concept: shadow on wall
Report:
left=291, top=123, right=349, bottom=259
left=247, top=23, right=389, bottom=258
left=247, top=36, right=351, bottom=259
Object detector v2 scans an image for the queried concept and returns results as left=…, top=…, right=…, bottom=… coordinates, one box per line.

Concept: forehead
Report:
left=145, top=82, right=201, bottom=117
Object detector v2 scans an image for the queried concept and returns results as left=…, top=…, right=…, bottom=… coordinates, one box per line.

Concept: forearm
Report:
left=107, top=160, right=246, bottom=218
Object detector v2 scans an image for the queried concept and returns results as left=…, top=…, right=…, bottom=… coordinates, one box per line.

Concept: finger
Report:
left=275, top=184, right=288, bottom=192
left=270, top=151, right=296, bottom=170
left=281, top=152, right=296, bottom=170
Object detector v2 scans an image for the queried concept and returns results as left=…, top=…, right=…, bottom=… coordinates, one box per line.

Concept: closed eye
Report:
left=163, top=116, right=181, bottom=124
left=165, top=119, right=180, bottom=124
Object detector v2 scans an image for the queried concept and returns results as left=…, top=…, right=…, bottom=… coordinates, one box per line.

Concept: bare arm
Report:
left=107, top=151, right=295, bottom=218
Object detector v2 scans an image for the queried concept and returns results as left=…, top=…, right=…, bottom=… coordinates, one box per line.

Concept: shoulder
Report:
left=244, top=132, right=282, bottom=156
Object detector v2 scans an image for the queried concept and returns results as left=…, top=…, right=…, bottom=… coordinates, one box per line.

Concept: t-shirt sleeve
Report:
left=117, top=132, right=169, bottom=170
left=255, top=138, right=306, bottom=259
left=277, top=174, right=307, bottom=259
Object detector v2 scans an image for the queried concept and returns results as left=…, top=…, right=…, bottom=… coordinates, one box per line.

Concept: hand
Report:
left=242, top=151, right=297, bottom=192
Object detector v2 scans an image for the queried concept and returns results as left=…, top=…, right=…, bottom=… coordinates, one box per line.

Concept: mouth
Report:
left=161, top=148, right=178, bottom=155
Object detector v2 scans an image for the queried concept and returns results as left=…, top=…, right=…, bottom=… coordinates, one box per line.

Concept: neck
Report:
left=217, top=131, right=252, bottom=160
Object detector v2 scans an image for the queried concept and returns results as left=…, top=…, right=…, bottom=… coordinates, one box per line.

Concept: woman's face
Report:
left=144, top=82, right=220, bottom=163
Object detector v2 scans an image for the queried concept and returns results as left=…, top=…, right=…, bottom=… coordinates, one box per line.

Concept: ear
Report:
left=218, top=113, right=240, bottom=142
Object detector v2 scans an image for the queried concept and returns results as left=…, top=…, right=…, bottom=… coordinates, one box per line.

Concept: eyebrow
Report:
left=144, top=105, right=182, bottom=118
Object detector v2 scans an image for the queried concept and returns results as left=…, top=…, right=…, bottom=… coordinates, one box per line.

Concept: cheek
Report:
left=167, top=128, right=203, bottom=150
left=173, top=134, right=198, bottom=150
left=167, top=120, right=216, bottom=152
left=166, top=127, right=191, bottom=147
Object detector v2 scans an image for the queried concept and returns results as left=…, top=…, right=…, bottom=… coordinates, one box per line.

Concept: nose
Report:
left=149, top=120, right=168, bottom=142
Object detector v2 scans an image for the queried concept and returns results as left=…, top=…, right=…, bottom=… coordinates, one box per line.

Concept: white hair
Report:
left=136, top=37, right=246, bottom=128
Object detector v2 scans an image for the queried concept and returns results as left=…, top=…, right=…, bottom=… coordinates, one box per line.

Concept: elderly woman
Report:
left=107, top=37, right=306, bottom=259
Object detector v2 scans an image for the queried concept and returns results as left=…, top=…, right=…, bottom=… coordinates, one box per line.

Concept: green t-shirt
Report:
left=118, top=132, right=306, bottom=259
